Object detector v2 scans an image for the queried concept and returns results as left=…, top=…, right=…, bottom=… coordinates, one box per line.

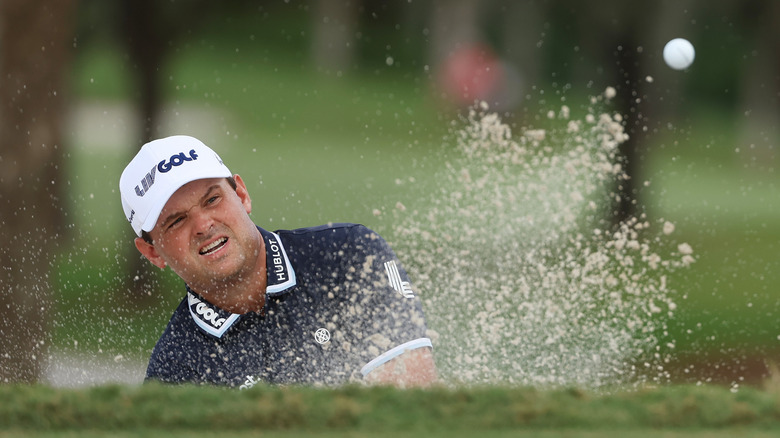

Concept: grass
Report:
left=2, top=383, right=780, bottom=436
left=4, top=430, right=780, bottom=438
left=5, top=432, right=780, bottom=438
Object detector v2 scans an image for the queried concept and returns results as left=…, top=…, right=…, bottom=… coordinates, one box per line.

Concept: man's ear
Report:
left=233, top=174, right=252, bottom=215
left=134, top=237, right=167, bottom=269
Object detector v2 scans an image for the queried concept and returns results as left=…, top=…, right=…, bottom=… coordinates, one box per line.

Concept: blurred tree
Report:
left=428, top=0, right=483, bottom=69
left=312, top=0, right=359, bottom=74
left=120, top=0, right=168, bottom=141
left=0, top=0, right=77, bottom=383
left=116, top=0, right=174, bottom=295
left=570, top=0, right=655, bottom=226
left=735, top=0, right=780, bottom=169
left=630, top=0, right=697, bottom=128
left=565, top=0, right=673, bottom=227
left=499, top=0, right=546, bottom=102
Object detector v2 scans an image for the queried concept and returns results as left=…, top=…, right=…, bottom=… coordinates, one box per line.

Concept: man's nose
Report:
left=191, top=208, right=214, bottom=235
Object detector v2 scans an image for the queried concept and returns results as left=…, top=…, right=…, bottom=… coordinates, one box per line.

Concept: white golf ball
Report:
left=663, top=38, right=695, bottom=70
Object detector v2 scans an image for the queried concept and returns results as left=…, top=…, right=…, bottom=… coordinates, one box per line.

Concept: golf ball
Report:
left=663, top=38, right=695, bottom=70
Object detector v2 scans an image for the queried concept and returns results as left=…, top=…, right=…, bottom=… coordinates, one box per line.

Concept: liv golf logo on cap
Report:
left=134, top=149, right=199, bottom=197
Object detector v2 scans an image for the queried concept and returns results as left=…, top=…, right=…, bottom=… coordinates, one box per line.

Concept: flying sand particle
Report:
left=390, top=97, right=693, bottom=388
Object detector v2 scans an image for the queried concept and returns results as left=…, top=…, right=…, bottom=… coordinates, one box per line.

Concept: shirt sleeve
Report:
left=338, top=225, right=432, bottom=376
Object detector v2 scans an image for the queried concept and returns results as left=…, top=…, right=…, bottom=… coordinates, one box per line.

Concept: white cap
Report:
left=119, top=135, right=232, bottom=236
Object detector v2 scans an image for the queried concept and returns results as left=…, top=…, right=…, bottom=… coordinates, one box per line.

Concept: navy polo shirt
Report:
left=145, top=223, right=432, bottom=387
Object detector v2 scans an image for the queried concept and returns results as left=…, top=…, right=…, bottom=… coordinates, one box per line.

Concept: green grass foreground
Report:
left=2, top=383, right=780, bottom=437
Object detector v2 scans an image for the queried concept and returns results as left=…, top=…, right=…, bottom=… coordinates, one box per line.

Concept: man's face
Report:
left=136, top=176, right=263, bottom=294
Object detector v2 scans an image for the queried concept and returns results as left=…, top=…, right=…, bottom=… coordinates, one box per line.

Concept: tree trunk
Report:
left=312, top=0, right=360, bottom=74
left=737, top=0, right=780, bottom=169
left=573, top=1, right=654, bottom=227
left=611, top=35, right=644, bottom=226
left=0, top=0, right=76, bottom=383
left=120, top=0, right=167, bottom=296
left=428, top=0, right=483, bottom=68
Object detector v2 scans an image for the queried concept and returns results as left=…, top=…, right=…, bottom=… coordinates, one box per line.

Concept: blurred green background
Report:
left=1, top=0, right=777, bottom=387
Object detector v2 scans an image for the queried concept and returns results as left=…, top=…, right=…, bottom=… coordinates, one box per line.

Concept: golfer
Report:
left=119, top=135, right=436, bottom=388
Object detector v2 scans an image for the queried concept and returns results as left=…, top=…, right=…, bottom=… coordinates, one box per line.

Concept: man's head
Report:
left=120, top=136, right=266, bottom=302
left=119, top=135, right=232, bottom=238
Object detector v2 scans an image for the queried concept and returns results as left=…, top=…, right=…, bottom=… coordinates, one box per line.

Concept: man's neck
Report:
left=193, top=232, right=268, bottom=314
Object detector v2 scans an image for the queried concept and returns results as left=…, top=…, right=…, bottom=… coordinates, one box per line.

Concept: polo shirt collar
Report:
left=186, top=226, right=297, bottom=338
left=260, top=226, right=297, bottom=295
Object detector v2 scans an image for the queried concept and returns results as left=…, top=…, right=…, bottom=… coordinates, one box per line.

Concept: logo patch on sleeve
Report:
left=384, top=260, right=415, bottom=298
left=187, top=292, right=240, bottom=338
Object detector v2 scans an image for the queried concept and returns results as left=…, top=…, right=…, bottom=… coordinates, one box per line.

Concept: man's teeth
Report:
left=200, top=237, right=227, bottom=255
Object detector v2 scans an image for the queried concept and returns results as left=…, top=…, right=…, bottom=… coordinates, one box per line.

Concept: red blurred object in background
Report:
left=439, top=44, right=505, bottom=106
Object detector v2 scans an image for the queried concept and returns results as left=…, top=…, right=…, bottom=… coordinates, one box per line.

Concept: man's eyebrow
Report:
left=159, top=184, right=223, bottom=228
left=200, top=184, right=222, bottom=201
